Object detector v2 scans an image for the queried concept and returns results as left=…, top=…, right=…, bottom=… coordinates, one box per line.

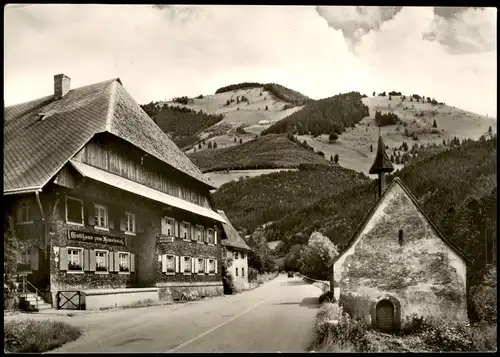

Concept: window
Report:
left=94, top=204, right=108, bottom=230
left=17, top=200, right=37, bottom=224
left=68, top=248, right=83, bottom=271
left=19, top=250, right=30, bottom=265
left=182, top=222, right=191, bottom=240
left=208, top=259, right=215, bottom=274
left=195, top=226, right=203, bottom=242
left=198, top=258, right=205, bottom=273
left=234, top=251, right=238, bottom=259
left=207, top=229, right=214, bottom=244
left=183, top=256, right=191, bottom=273
left=125, top=212, right=135, bottom=234
left=118, top=252, right=130, bottom=272
left=242, top=267, right=245, bottom=277
left=236, top=267, right=239, bottom=277
left=164, top=217, right=174, bottom=236
left=66, top=197, right=84, bottom=225
left=166, top=255, right=175, bottom=273
left=95, top=250, right=108, bottom=272
left=241, top=252, right=246, bottom=259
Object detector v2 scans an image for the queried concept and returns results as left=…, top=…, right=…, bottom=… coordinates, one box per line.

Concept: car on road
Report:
left=287, top=272, right=294, bottom=278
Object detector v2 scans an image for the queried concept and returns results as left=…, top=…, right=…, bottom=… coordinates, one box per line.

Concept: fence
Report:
left=300, top=274, right=331, bottom=292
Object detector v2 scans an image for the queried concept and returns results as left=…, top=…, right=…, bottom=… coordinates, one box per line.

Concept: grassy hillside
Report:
left=212, top=164, right=369, bottom=233
left=188, top=134, right=334, bottom=173
left=215, top=82, right=312, bottom=106
left=262, top=136, right=497, bottom=285
left=262, top=92, right=369, bottom=137
left=294, top=94, right=496, bottom=175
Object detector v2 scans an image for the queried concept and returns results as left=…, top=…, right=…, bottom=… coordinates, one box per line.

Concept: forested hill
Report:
left=262, top=135, right=496, bottom=283
left=211, top=164, right=369, bottom=233
left=214, top=82, right=312, bottom=106
left=140, top=102, right=223, bottom=149
left=188, top=134, right=335, bottom=173
left=261, top=92, right=369, bottom=137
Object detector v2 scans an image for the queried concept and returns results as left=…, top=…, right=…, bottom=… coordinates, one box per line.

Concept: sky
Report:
left=4, top=5, right=497, bottom=117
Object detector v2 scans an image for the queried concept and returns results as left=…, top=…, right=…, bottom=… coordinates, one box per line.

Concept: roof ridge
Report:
left=4, top=78, right=121, bottom=109
left=105, top=80, right=118, bottom=131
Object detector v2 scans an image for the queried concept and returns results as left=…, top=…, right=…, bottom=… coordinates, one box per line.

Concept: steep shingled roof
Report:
left=218, top=210, right=252, bottom=252
left=369, top=135, right=394, bottom=174
left=4, top=78, right=214, bottom=193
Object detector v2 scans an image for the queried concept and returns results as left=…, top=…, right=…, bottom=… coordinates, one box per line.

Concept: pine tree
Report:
left=208, top=141, right=213, bottom=149
left=239, top=138, right=243, bottom=144
left=334, top=154, right=339, bottom=163
left=198, top=143, right=202, bottom=149
left=433, top=119, right=437, bottom=128
left=265, top=105, right=268, bottom=111
left=330, top=155, right=333, bottom=162
left=214, top=142, right=218, bottom=149
left=488, top=126, right=492, bottom=135
left=389, top=95, right=392, bottom=100
left=370, top=144, right=373, bottom=152
left=234, top=137, right=237, bottom=143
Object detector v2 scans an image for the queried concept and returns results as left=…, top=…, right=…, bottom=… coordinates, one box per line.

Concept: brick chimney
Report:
left=54, top=74, right=71, bottom=100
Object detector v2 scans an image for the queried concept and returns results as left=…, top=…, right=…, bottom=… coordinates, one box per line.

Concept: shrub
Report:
left=4, top=319, right=82, bottom=353
left=338, top=293, right=372, bottom=321
left=329, top=132, right=339, bottom=142
left=319, top=291, right=335, bottom=304
left=420, top=317, right=473, bottom=352
left=248, top=267, right=258, bottom=282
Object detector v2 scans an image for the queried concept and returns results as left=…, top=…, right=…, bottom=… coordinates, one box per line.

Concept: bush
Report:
left=248, top=267, right=258, bottom=282
left=319, top=291, right=335, bottom=304
left=4, top=319, right=82, bottom=353
left=329, top=132, right=338, bottom=142
left=338, top=293, right=372, bottom=321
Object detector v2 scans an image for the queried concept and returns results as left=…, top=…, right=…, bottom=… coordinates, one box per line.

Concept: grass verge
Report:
left=4, top=319, right=82, bottom=353
left=99, top=298, right=172, bottom=311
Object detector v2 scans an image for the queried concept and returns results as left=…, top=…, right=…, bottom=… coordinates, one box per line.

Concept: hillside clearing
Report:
left=206, top=168, right=299, bottom=189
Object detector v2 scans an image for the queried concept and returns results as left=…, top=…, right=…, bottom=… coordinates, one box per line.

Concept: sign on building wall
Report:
left=67, top=230, right=126, bottom=246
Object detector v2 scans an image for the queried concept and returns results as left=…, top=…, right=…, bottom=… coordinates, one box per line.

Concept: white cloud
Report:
left=3, top=5, right=497, bottom=117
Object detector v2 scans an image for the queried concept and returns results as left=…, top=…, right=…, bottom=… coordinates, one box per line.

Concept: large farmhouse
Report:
left=331, top=134, right=468, bottom=332
left=4, top=74, right=228, bottom=310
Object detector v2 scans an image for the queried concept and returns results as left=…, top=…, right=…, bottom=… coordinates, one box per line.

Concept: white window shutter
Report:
left=215, top=259, right=218, bottom=274
left=59, top=248, right=68, bottom=271
left=194, top=257, right=198, bottom=273
left=191, top=257, right=195, bottom=273
left=161, top=217, right=167, bottom=235
left=214, top=230, right=218, bottom=245
left=180, top=256, right=184, bottom=272
left=130, top=253, right=136, bottom=273
left=161, top=254, right=167, bottom=273
left=114, top=252, right=120, bottom=272
left=204, top=258, right=208, bottom=273
left=175, top=256, right=179, bottom=273
left=108, top=252, right=114, bottom=272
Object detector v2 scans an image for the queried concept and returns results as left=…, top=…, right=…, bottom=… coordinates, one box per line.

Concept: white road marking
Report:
left=166, top=296, right=272, bottom=353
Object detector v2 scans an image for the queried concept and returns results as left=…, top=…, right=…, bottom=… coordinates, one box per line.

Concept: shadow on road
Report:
left=273, top=297, right=320, bottom=309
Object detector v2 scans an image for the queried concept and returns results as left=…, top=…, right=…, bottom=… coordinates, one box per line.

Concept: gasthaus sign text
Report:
left=67, top=230, right=126, bottom=246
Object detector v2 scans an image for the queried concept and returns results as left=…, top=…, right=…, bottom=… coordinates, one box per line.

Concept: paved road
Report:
left=50, top=275, right=322, bottom=353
